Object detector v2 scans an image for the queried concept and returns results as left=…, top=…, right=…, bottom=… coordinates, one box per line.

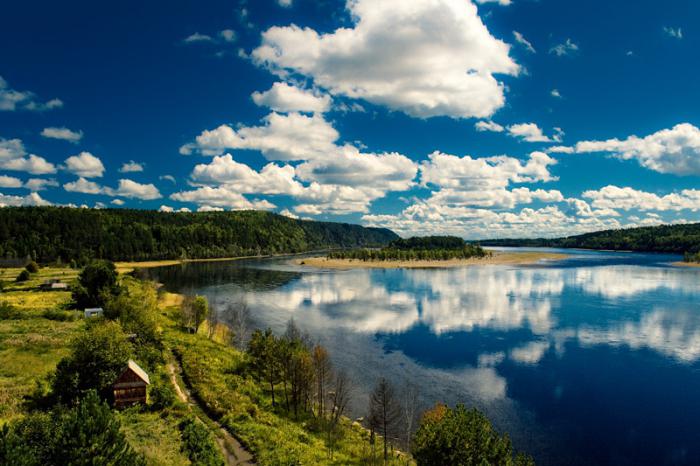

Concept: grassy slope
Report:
left=160, top=293, right=411, bottom=466
left=0, top=267, right=81, bottom=422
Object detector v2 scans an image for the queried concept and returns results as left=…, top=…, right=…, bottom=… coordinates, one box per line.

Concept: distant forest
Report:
left=328, top=235, right=488, bottom=261
left=0, top=207, right=398, bottom=263
left=478, top=223, right=700, bottom=256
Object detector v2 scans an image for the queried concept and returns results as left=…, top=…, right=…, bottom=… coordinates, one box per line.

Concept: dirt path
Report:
left=167, top=360, right=256, bottom=466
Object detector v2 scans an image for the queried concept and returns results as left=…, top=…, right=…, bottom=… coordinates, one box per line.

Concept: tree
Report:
left=401, top=382, right=419, bottom=451
left=52, top=391, right=146, bottom=465
left=72, top=260, right=120, bottom=309
left=248, top=329, right=282, bottom=407
left=326, top=370, right=352, bottom=459
left=411, top=404, right=535, bottom=466
left=181, top=295, right=209, bottom=333
left=312, top=345, right=332, bottom=419
left=25, top=261, right=39, bottom=273
left=16, top=270, right=30, bottom=282
left=368, top=377, right=402, bottom=462
left=51, top=321, right=132, bottom=404
left=226, top=300, right=251, bottom=350
left=0, top=391, right=145, bottom=466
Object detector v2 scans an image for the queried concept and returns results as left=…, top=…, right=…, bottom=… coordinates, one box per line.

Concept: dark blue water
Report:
left=146, top=249, right=700, bottom=466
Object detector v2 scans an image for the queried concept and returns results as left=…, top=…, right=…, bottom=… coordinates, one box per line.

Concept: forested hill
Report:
left=0, top=207, right=398, bottom=263
left=478, top=223, right=700, bottom=254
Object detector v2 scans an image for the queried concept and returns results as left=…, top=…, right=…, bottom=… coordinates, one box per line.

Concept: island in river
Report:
left=297, top=249, right=568, bottom=269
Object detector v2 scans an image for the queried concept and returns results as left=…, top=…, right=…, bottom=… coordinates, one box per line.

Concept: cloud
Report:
left=171, top=186, right=275, bottom=210
left=0, top=191, right=51, bottom=207
left=160, top=175, right=176, bottom=184
left=475, top=0, right=512, bottom=5
left=252, top=82, right=331, bottom=113
left=24, top=178, right=58, bottom=192
left=41, top=127, right=83, bottom=143
left=252, top=0, right=520, bottom=119
left=278, top=0, right=293, bottom=7
left=475, top=120, right=505, bottom=132
left=507, top=123, right=562, bottom=143
left=663, top=26, right=683, bottom=39
left=0, top=138, right=56, bottom=175
left=219, top=29, right=236, bottom=43
left=181, top=112, right=338, bottom=160
left=550, top=89, right=562, bottom=98
left=63, top=152, right=105, bottom=178
left=183, top=32, right=214, bottom=43
left=549, top=38, right=578, bottom=57
left=0, top=175, right=23, bottom=188
left=513, top=31, right=535, bottom=53
left=114, top=179, right=161, bottom=200
left=111, top=199, right=125, bottom=206
left=571, top=123, right=700, bottom=176
left=582, top=185, right=700, bottom=212
left=0, top=76, right=63, bottom=112
left=119, top=160, right=144, bottom=173
left=190, top=154, right=303, bottom=195
left=64, top=177, right=104, bottom=194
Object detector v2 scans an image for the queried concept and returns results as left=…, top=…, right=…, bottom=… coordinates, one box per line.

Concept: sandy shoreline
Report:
left=296, top=250, right=568, bottom=269
left=115, top=254, right=270, bottom=273
left=672, top=261, right=700, bottom=268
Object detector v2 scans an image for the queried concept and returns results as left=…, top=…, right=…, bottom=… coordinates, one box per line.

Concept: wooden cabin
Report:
left=113, top=359, right=150, bottom=408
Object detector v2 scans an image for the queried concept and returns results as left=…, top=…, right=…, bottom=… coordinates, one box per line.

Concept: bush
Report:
left=16, top=270, right=30, bottom=282
left=72, top=260, right=120, bottom=309
left=0, top=391, right=146, bottom=465
left=25, top=261, right=39, bottom=273
left=51, top=321, right=133, bottom=404
left=179, top=416, right=225, bottom=466
left=149, top=381, right=176, bottom=411
left=411, top=404, right=535, bottom=466
left=0, top=302, right=20, bottom=320
left=42, top=309, right=78, bottom=322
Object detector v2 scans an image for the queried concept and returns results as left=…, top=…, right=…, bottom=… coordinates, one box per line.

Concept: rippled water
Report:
left=145, top=248, right=700, bottom=466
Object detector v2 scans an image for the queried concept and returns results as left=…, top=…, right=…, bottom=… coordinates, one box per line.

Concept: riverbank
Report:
left=672, top=261, right=700, bottom=268
left=297, top=250, right=568, bottom=269
left=115, top=255, right=276, bottom=274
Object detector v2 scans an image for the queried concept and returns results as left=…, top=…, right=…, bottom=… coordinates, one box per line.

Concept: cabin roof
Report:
left=125, top=359, right=150, bottom=385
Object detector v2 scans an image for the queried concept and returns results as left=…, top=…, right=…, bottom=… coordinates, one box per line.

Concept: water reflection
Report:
left=145, top=250, right=700, bottom=465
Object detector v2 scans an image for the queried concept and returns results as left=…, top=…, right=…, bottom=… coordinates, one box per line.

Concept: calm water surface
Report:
left=145, top=248, right=700, bottom=466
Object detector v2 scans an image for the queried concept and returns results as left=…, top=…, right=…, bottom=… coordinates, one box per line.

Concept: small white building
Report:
left=84, top=307, right=104, bottom=318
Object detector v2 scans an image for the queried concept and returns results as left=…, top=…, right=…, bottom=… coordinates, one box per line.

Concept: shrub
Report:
left=42, top=309, right=77, bottom=322
left=179, top=416, right=225, bottom=466
left=0, top=302, right=20, bottom=320
left=72, top=260, right=120, bottom=309
left=149, top=381, right=176, bottom=411
left=411, top=404, right=535, bottom=466
left=16, top=270, right=30, bottom=282
left=25, top=261, right=39, bottom=274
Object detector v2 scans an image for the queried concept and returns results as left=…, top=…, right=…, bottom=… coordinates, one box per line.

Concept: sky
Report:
left=1, top=0, right=699, bottom=239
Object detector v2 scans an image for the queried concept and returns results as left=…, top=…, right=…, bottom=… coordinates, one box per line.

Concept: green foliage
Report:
left=0, top=391, right=145, bottom=466
left=389, top=236, right=467, bottom=250
left=25, top=261, right=39, bottom=273
left=181, top=295, right=209, bottom=332
left=329, top=237, right=487, bottom=262
left=684, top=251, right=700, bottom=263
left=72, top=260, right=120, bottom=309
left=0, top=301, right=21, bottom=320
left=179, top=416, right=225, bottom=466
left=0, top=206, right=398, bottom=263
left=411, top=404, right=534, bottom=466
left=51, top=321, right=133, bottom=404
left=41, top=308, right=78, bottom=321
left=16, top=269, right=30, bottom=282
left=480, top=222, right=700, bottom=255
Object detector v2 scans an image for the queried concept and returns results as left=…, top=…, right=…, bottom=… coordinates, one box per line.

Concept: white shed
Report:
left=84, top=307, right=104, bottom=318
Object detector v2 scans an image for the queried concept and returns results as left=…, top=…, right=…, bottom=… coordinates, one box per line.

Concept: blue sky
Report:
left=1, top=0, right=699, bottom=238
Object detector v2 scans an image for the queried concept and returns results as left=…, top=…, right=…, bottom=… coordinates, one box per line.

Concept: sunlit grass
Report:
left=119, top=409, right=191, bottom=466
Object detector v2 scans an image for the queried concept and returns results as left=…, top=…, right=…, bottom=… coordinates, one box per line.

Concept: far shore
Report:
left=115, top=254, right=272, bottom=274
left=672, top=261, right=700, bottom=268
left=295, top=250, right=568, bottom=269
